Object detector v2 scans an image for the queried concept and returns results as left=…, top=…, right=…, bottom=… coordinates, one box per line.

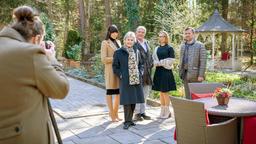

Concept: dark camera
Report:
left=45, top=41, right=51, bottom=49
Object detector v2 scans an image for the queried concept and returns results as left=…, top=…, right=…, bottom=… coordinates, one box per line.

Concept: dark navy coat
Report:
left=112, top=47, right=144, bottom=105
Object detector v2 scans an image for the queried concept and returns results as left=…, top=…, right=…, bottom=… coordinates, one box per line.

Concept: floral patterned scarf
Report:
left=127, top=48, right=140, bottom=85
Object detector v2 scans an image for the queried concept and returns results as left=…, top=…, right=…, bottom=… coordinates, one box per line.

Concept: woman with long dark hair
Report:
left=101, top=25, right=122, bottom=122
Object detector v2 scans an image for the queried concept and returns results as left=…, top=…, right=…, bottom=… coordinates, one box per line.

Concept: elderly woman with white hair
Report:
left=112, top=31, right=144, bottom=130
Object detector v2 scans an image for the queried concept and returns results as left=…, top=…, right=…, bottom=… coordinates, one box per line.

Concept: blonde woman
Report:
left=112, top=31, right=144, bottom=129
left=152, top=31, right=176, bottom=119
left=101, top=25, right=121, bottom=122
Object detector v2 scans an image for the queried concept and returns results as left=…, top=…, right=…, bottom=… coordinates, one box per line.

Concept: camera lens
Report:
left=45, top=42, right=51, bottom=49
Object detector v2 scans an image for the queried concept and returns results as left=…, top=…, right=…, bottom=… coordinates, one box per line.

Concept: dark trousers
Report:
left=183, top=72, right=201, bottom=99
left=123, top=104, right=135, bottom=124
left=183, top=73, right=191, bottom=99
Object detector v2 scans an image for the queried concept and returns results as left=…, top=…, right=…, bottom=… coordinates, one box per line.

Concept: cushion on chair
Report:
left=205, top=110, right=210, bottom=125
left=243, top=116, right=256, bottom=144
left=173, top=110, right=210, bottom=140
left=191, top=92, right=214, bottom=100
left=221, top=52, right=230, bottom=61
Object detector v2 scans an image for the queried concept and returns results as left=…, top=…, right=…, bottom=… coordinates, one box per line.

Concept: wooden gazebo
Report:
left=195, top=9, right=245, bottom=70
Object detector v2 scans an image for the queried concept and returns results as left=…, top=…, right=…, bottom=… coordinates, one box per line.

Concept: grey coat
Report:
left=112, top=47, right=144, bottom=105
left=179, top=40, right=207, bottom=82
left=134, top=41, right=153, bottom=85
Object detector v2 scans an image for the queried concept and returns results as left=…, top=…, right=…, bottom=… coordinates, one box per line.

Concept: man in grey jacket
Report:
left=133, top=26, right=153, bottom=121
left=179, top=27, right=207, bottom=99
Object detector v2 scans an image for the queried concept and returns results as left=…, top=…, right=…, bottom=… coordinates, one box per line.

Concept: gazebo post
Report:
left=195, top=33, right=199, bottom=40
left=232, top=33, right=235, bottom=70
left=212, top=33, right=215, bottom=62
left=241, top=35, right=243, bottom=57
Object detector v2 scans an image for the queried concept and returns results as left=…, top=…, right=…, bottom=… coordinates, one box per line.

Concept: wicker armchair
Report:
left=188, top=82, right=225, bottom=98
left=170, top=96, right=238, bottom=144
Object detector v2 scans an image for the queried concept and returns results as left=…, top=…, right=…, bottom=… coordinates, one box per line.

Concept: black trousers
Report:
left=123, top=104, right=135, bottom=124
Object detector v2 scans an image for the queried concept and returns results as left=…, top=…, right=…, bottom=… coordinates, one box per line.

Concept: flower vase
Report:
left=216, top=96, right=230, bottom=105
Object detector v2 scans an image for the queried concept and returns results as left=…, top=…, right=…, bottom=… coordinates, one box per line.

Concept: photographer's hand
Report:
left=44, top=41, right=55, bottom=55
left=40, top=41, right=58, bottom=65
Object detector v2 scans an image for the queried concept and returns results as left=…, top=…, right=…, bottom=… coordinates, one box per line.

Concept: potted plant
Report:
left=65, top=43, right=82, bottom=67
left=64, top=30, right=82, bottom=67
left=213, top=87, right=232, bottom=105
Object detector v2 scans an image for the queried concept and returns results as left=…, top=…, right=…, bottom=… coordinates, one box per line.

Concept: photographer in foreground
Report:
left=0, top=6, right=69, bottom=144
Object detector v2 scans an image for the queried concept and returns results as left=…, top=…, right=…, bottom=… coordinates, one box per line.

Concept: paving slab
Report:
left=51, top=77, right=121, bottom=118
left=70, top=126, right=113, bottom=139
left=52, top=77, right=177, bottom=144
left=161, top=137, right=176, bottom=144
left=81, top=115, right=111, bottom=126
left=137, top=139, right=167, bottom=144
left=62, top=141, right=76, bottom=144
left=72, top=136, right=120, bottom=144
left=57, top=118, right=91, bottom=131
left=131, top=127, right=174, bottom=141
left=58, top=130, right=80, bottom=142
left=109, top=131, right=145, bottom=144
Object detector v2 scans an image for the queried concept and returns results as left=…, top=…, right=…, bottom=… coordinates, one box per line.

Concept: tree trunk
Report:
left=250, top=1, right=255, bottom=65
left=47, top=0, right=53, bottom=19
left=220, top=0, right=228, bottom=54
left=104, top=0, right=112, bottom=28
left=132, top=0, right=139, bottom=30
left=241, top=0, right=250, bottom=29
left=78, top=0, right=85, bottom=35
left=78, top=0, right=86, bottom=61
left=125, top=0, right=140, bottom=31
left=144, top=0, right=156, bottom=36
left=63, top=0, right=70, bottom=50
left=83, top=0, right=91, bottom=60
left=0, top=24, right=4, bottom=30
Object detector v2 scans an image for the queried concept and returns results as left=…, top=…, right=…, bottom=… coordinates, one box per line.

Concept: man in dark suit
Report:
left=179, top=27, right=207, bottom=99
left=133, top=26, right=153, bottom=121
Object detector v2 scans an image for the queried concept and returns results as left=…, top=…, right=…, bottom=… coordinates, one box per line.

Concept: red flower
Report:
left=213, top=87, right=232, bottom=98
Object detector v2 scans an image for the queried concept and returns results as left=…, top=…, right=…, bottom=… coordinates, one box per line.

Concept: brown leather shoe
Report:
left=141, top=113, right=151, bottom=120
left=134, top=114, right=143, bottom=121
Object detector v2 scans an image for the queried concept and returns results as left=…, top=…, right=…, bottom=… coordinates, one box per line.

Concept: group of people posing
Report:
left=0, top=4, right=206, bottom=143
left=101, top=25, right=207, bottom=129
left=0, top=5, right=207, bottom=143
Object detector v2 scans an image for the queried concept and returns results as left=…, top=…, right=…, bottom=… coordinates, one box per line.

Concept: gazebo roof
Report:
left=195, top=9, right=245, bottom=33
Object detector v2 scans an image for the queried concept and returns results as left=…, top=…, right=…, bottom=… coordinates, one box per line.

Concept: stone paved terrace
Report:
left=51, top=77, right=176, bottom=144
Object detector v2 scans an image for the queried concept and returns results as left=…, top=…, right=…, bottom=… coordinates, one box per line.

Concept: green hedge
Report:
left=64, top=30, right=82, bottom=60
left=40, top=13, right=56, bottom=42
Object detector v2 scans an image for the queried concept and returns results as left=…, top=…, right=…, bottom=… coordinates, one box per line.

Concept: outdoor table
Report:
left=195, top=97, right=256, bottom=144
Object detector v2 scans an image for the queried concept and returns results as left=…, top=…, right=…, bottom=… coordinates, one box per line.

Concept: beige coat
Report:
left=101, top=39, right=121, bottom=90
left=0, top=27, right=69, bottom=144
